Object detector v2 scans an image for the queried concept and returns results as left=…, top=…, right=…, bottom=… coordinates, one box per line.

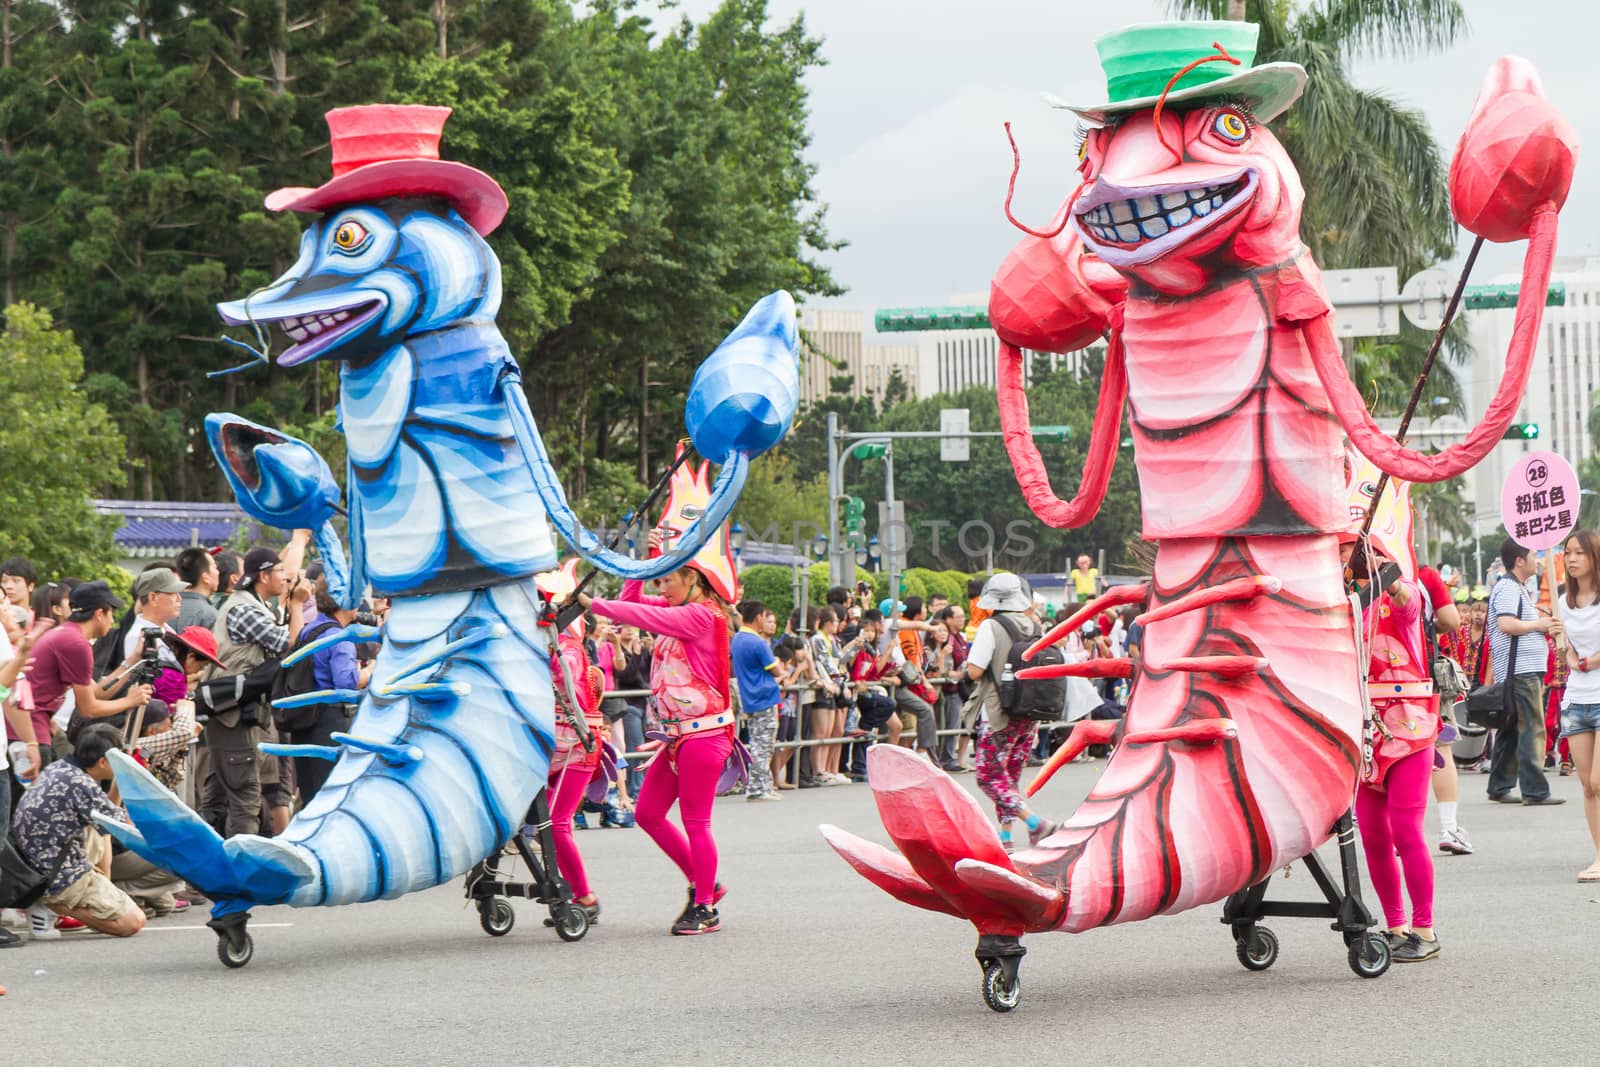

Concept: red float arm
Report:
left=1305, top=204, right=1559, bottom=483
left=996, top=328, right=1127, bottom=529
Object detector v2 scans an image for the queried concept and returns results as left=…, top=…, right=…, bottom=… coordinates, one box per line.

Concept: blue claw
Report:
left=332, top=733, right=425, bottom=766
left=205, top=413, right=343, bottom=530
left=99, top=750, right=314, bottom=903
left=685, top=290, right=799, bottom=463
left=271, top=688, right=365, bottom=709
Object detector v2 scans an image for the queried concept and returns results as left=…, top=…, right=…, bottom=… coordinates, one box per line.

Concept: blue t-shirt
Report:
left=731, top=629, right=782, bottom=711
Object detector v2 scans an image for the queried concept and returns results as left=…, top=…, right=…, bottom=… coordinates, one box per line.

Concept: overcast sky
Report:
left=666, top=0, right=1597, bottom=322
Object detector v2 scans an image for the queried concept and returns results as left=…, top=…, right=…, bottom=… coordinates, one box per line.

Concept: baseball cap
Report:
left=239, top=547, right=281, bottom=589
left=163, top=625, right=225, bottom=669
left=131, top=568, right=186, bottom=598
left=67, top=580, right=125, bottom=621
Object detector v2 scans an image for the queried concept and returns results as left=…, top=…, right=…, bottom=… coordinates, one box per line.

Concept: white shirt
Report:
left=1562, top=598, right=1600, bottom=706
left=123, top=615, right=180, bottom=668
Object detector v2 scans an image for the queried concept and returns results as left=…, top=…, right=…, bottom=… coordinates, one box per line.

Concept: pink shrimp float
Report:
left=822, top=21, right=1576, bottom=1010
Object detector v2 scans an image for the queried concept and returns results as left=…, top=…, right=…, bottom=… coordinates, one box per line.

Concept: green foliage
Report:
left=818, top=359, right=1143, bottom=574
left=0, top=304, right=125, bottom=578
left=0, top=0, right=836, bottom=522
left=733, top=453, right=830, bottom=545
left=906, top=567, right=962, bottom=605
left=737, top=563, right=794, bottom=621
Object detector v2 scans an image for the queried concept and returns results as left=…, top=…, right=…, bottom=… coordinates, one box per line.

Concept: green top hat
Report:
left=1056, top=21, right=1306, bottom=126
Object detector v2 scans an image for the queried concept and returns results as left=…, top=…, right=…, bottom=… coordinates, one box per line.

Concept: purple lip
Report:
left=273, top=303, right=382, bottom=366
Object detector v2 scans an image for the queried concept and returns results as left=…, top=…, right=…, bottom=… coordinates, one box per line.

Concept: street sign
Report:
left=1501, top=450, right=1578, bottom=550
left=1399, top=268, right=1453, bottom=331
left=1323, top=267, right=1400, bottom=338
left=940, top=407, right=969, bottom=462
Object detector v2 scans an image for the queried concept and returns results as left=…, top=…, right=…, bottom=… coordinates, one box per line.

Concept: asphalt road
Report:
left=4, top=758, right=1595, bottom=1066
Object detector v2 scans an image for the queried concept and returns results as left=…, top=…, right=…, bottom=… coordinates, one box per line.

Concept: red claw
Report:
left=1450, top=56, right=1578, bottom=243
left=989, top=214, right=1126, bottom=353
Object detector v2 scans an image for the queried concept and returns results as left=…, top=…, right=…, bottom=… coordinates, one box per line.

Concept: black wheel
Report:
left=217, top=932, right=254, bottom=969
left=981, top=962, right=1021, bottom=1013
left=1348, top=933, right=1391, bottom=978
left=1235, top=925, right=1279, bottom=972
left=554, top=903, right=589, bottom=942
left=479, top=898, right=515, bottom=937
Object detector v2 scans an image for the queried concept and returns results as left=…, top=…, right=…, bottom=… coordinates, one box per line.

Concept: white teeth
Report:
left=1167, top=206, right=1192, bottom=227
left=1211, top=195, right=1224, bottom=208
left=1193, top=199, right=1212, bottom=217
left=334, top=310, right=350, bottom=321
left=319, top=315, right=337, bottom=327
left=1159, top=192, right=1187, bottom=210
left=1134, top=196, right=1159, bottom=217
left=286, top=326, right=308, bottom=342
left=1110, top=201, right=1133, bottom=223
left=1141, top=217, right=1169, bottom=238
left=1115, top=223, right=1140, bottom=242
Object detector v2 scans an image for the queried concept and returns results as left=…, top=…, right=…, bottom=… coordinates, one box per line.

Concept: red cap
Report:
left=264, top=105, right=509, bottom=236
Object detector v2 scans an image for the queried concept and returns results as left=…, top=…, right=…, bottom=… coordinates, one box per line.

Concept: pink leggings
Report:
left=1355, top=747, right=1435, bottom=930
left=634, top=727, right=733, bottom=907
left=548, top=754, right=604, bottom=899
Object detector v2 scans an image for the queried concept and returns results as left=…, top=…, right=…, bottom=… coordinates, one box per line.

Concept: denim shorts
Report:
left=1560, top=702, right=1600, bottom=739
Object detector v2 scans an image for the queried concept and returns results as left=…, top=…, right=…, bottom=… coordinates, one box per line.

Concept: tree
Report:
left=732, top=452, right=829, bottom=548
left=0, top=303, right=124, bottom=578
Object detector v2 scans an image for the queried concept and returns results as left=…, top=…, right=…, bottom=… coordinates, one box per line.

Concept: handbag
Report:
left=0, top=830, right=66, bottom=908
left=1465, top=596, right=1522, bottom=733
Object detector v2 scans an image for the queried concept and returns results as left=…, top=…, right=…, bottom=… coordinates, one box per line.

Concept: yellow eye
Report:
left=333, top=221, right=369, bottom=251
left=1213, top=110, right=1249, bottom=143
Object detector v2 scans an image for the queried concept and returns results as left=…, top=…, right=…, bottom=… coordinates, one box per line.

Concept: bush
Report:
left=738, top=564, right=795, bottom=622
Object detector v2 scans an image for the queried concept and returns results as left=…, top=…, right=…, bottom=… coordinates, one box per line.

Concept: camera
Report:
left=857, top=581, right=871, bottom=595
left=355, top=609, right=378, bottom=628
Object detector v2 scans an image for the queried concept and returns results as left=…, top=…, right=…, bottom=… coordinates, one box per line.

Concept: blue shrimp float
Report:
left=94, top=104, right=798, bottom=966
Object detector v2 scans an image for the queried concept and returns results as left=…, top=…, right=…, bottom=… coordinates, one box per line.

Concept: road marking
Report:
left=144, top=923, right=295, bottom=932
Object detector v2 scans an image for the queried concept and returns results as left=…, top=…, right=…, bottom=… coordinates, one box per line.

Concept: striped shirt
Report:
left=1489, top=575, right=1546, bottom=680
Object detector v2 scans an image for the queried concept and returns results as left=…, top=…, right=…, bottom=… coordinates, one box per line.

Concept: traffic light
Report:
left=843, top=496, right=866, bottom=547
left=1503, top=423, right=1539, bottom=440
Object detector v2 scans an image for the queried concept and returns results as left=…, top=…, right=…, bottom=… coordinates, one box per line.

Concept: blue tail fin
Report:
left=96, top=750, right=315, bottom=904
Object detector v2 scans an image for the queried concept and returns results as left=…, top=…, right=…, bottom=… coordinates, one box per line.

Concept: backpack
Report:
left=269, top=618, right=342, bottom=733
left=992, top=614, right=1066, bottom=722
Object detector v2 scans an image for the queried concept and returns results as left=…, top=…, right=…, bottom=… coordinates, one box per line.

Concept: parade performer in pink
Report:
left=1341, top=523, right=1440, bottom=963
left=534, top=560, right=622, bottom=926
left=822, top=18, right=1575, bottom=1008
left=582, top=452, right=746, bottom=935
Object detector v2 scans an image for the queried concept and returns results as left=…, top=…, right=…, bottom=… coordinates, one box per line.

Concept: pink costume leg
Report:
left=1355, top=780, right=1405, bottom=930
left=675, top=729, right=735, bottom=906
left=634, top=748, right=693, bottom=882
left=547, top=758, right=600, bottom=899
left=1384, top=747, right=1436, bottom=930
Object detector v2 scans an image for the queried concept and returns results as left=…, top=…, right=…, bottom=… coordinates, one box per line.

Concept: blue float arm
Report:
left=313, top=521, right=357, bottom=610
left=499, top=369, right=748, bottom=581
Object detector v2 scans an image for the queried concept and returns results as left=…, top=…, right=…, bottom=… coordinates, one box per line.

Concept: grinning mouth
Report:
left=280, top=309, right=359, bottom=344
left=1077, top=178, right=1249, bottom=245
left=220, top=423, right=285, bottom=491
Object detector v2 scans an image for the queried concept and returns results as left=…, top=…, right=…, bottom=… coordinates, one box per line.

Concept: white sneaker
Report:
left=746, top=792, right=777, bottom=802
left=1439, top=828, right=1474, bottom=855
left=28, top=904, right=60, bottom=940
left=1, top=907, right=26, bottom=929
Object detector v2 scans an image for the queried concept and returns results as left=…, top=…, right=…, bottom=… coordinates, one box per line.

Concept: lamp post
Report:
left=730, top=520, right=746, bottom=572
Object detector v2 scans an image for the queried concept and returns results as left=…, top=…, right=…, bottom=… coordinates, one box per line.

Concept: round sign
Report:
left=1500, top=449, right=1580, bottom=550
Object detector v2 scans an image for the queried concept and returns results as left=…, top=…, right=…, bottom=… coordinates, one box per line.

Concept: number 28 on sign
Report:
left=1500, top=450, right=1580, bottom=550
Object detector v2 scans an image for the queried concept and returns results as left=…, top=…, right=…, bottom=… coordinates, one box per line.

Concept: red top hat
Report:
left=264, top=105, right=509, bottom=236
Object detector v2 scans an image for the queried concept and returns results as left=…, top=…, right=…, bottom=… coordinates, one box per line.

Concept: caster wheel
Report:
left=479, top=898, right=515, bottom=937
left=1348, top=932, right=1391, bottom=979
left=1235, top=925, right=1279, bottom=972
left=554, top=904, right=589, bottom=943
left=217, top=932, right=254, bottom=969
left=981, top=961, right=1021, bottom=1013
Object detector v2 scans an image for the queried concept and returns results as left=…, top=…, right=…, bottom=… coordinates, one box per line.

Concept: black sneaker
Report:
left=0, top=926, right=21, bottom=949
left=672, top=904, right=721, bottom=936
left=1383, top=929, right=1408, bottom=952
left=677, top=882, right=727, bottom=925
left=1392, top=932, right=1440, bottom=963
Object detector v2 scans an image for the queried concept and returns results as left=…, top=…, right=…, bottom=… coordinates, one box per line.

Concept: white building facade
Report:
left=1465, top=256, right=1600, bottom=528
